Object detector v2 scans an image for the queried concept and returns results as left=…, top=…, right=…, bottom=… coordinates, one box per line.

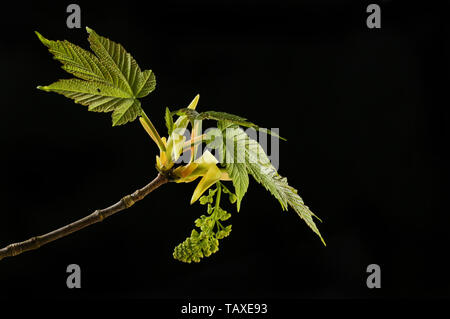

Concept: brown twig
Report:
left=0, top=173, right=168, bottom=261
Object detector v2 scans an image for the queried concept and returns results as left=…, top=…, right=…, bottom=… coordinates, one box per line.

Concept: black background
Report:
left=0, top=0, right=449, bottom=302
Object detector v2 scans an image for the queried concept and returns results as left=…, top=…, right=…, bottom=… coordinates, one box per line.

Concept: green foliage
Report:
left=35, top=27, right=325, bottom=263
left=215, top=124, right=325, bottom=245
left=173, top=183, right=233, bottom=263
left=165, top=107, right=174, bottom=135
left=172, top=108, right=286, bottom=140
left=226, top=162, right=248, bottom=211
left=35, top=27, right=156, bottom=126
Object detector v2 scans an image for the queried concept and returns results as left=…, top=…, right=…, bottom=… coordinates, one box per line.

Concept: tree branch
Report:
left=0, top=173, right=168, bottom=261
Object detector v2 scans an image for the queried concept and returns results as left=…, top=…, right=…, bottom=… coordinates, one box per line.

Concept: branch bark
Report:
left=0, top=173, right=168, bottom=261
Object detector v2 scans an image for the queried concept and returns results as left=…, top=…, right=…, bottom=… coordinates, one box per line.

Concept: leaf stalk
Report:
left=140, top=111, right=167, bottom=152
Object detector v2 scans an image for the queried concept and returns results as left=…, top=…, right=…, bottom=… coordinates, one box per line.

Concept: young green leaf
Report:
left=218, top=126, right=250, bottom=211
left=225, top=163, right=248, bottom=211
left=86, top=27, right=156, bottom=98
left=171, top=108, right=286, bottom=140
left=247, top=160, right=325, bottom=246
left=35, top=27, right=156, bottom=126
left=220, top=125, right=325, bottom=245
left=171, top=95, right=200, bottom=135
left=165, top=107, right=174, bottom=135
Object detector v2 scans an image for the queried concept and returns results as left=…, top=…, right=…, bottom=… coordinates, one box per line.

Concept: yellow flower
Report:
left=173, top=150, right=231, bottom=203
left=142, top=94, right=231, bottom=203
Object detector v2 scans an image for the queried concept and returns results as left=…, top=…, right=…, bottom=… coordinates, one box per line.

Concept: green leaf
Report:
left=37, top=79, right=141, bottom=126
left=35, top=31, right=111, bottom=84
left=165, top=107, right=174, bottom=135
left=247, top=160, right=326, bottom=246
left=225, top=163, right=248, bottom=211
left=198, top=111, right=249, bottom=125
left=220, top=126, right=249, bottom=211
left=220, top=126, right=325, bottom=245
left=172, top=109, right=286, bottom=140
left=35, top=27, right=156, bottom=126
left=86, top=27, right=156, bottom=98
left=171, top=95, right=200, bottom=135
left=172, top=108, right=199, bottom=121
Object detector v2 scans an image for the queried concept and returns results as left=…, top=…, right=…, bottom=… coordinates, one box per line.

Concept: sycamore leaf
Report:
left=172, top=108, right=199, bottom=122
left=86, top=27, right=156, bottom=98
left=226, top=163, right=248, bottom=211
left=171, top=94, right=200, bottom=136
left=35, top=27, right=156, bottom=126
left=220, top=125, right=325, bottom=245
left=38, top=79, right=142, bottom=126
left=172, top=108, right=286, bottom=140
left=219, top=127, right=249, bottom=211
left=35, top=31, right=111, bottom=83
left=165, top=107, right=174, bottom=135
